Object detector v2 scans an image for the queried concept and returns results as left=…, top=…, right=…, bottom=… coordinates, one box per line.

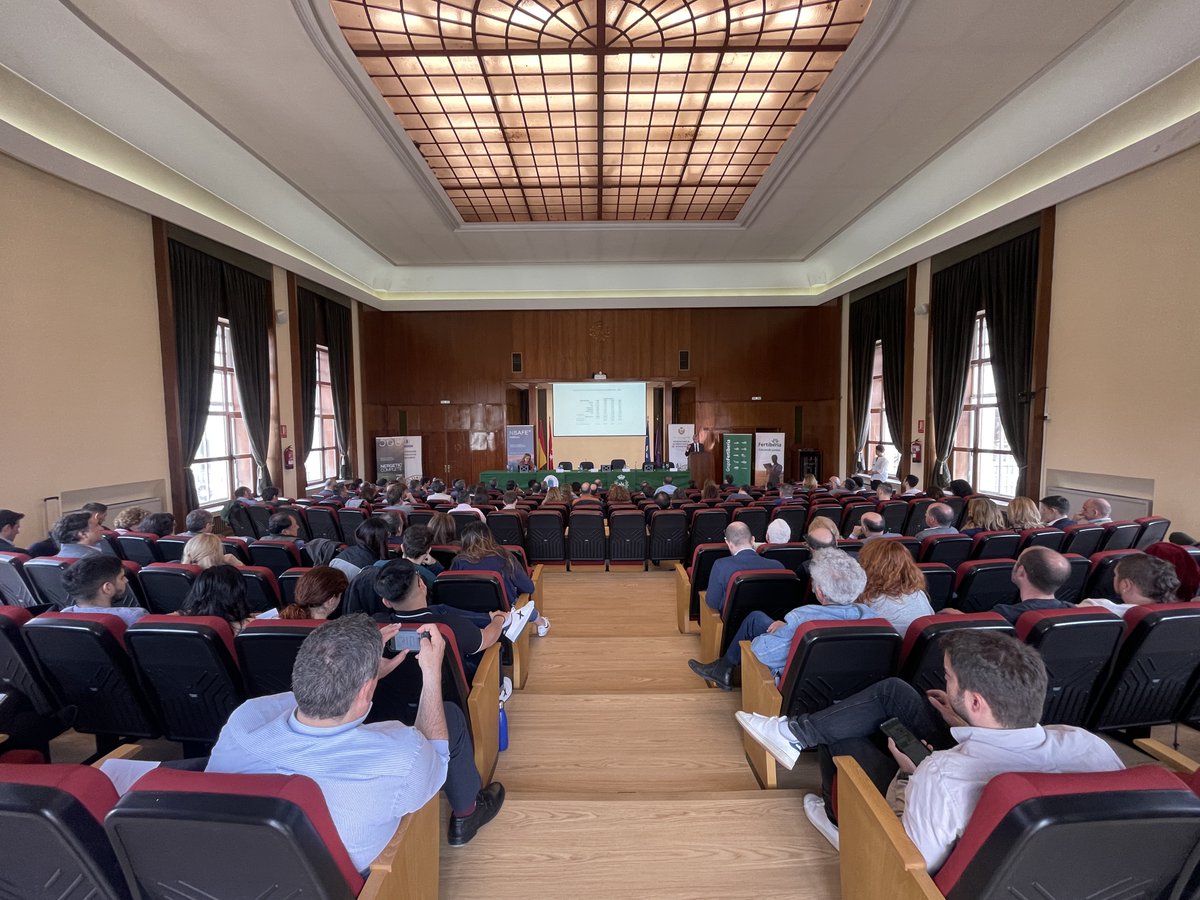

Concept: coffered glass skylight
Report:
left=331, top=0, right=870, bottom=222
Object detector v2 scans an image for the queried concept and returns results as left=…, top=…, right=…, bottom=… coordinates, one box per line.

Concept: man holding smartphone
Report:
left=737, top=631, right=1122, bottom=873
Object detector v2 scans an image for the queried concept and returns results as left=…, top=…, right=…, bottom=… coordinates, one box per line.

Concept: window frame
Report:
left=950, top=311, right=1018, bottom=499
left=865, top=340, right=893, bottom=464
left=306, top=344, right=339, bottom=488
left=190, top=318, right=256, bottom=510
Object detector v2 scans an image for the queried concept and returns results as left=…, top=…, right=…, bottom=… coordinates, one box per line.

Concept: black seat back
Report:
left=235, top=619, right=323, bottom=697
left=1061, top=524, right=1104, bottom=557
left=567, top=510, right=607, bottom=567
left=952, top=560, right=1018, bottom=613
left=969, top=530, right=1020, bottom=560
left=24, top=557, right=75, bottom=609
left=432, top=571, right=509, bottom=613
left=0, top=606, right=56, bottom=716
left=878, top=500, right=908, bottom=534
left=919, top=534, right=973, bottom=568
left=902, top=499, right=935, bottom=536
left=304, top=506, right=342, bottom=542
left=1055, top=553, right=1091, bottom=604
left=138, top=563, right=202, bottom=615
left=1015, top=608, right=1124, bottom=727
left=898, top=613, right=1014, bottom=693
left=247, top=505, right=273, bottom=539
left=608, top=510, right=647, bottom=566
left=733, top=507, right=768, bottom=542
left=1097, top=521, right=1141, bottom=552
left=1083, top=550, right=1139, bottom=601
left=917, top=563, right=955, bottom=612
left=689, top=509, right=729, bottom=552
left=648, top=510, right=687, bottom=564
left=0, top=551, right=39, bottom=608
left=526, top=511, right=566, bottom=565
left=1017, top=527, right=1066, bottom=553
left=778, top=620, right=900, bottom=718
left=487, top=511, right=525, bottom=546
left=719, top=570, right=803, bottom=657
left=248, top=541, right=303, bottom=578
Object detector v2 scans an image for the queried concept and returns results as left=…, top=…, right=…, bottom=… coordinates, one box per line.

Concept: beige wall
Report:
left=1045, top=143, right=1200, bottom=530
left=0, top=153, right=169, bottom=537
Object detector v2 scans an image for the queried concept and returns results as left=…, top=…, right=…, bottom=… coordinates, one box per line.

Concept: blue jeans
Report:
left=722, top=611, right=774, bottom=666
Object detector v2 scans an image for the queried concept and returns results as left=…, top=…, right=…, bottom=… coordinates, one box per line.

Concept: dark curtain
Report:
left=929, top=257, right=980, bottom=487
left=876, top=282, right=907, bottom=452
left=848, top=298, right=879, bottom=471
left=324, top=299, right=353, bottom=479
left=168, top=240, right=222, bottom=511
left=980, top=230, right=1040, bottom=496
left=297, top=288, right=321, bottom=462
left=224, top=266, right=274, bottom=492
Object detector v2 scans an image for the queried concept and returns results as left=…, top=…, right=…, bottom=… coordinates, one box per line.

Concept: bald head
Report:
left=860, top=512, right=885, bottom=535
left=724, top=521, right=753, bottom=549
left=1081, top=498, right=1111, bottom=520
left=926, top=503, right=955, bottom=528
left=1015, top=547, right=1072, bottom=595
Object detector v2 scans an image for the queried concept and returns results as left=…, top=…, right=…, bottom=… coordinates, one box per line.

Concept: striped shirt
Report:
left=207, top=692, right=448, bottom=871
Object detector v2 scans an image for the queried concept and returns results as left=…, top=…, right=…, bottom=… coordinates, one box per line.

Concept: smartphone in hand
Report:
left=880, top=717, right=931, bottom=767
left=390, top=631, right=430, bottom=654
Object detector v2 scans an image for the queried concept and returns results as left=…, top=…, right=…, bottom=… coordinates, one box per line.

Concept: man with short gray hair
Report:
left=913, top=503, right=958, bottom=540
left=1076, top=497, right=1113, bottom=525
left=208, top=614, right=504, bottom=863
left=182, top=508, right=214, bottom=536
left=688, top=549, right=871, bottom=689
left=702, top=521, right=786, bottom=612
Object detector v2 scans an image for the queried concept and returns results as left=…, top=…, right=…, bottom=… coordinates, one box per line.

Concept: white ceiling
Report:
left=1, top=0, right=1199, bottom=308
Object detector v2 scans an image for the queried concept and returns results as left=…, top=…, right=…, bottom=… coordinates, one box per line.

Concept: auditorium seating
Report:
left=883, top=535, right=921, bottom=560
left=303, top=506, right=342, bottom=541
left=248, top=540, right=304, bottom=577
left=839, top=502, right=873, bottom=537
left=105, top=768, right=439, bottom=899
left=688, top=508, right=728, bottom=552
left=648, top=509, right=687, bottom=566
left=0, top=551, right=39, bottom=608
left=221, top=536, right=253, bottom=564
left=739, top=619, right=900, bottom=788
left=235, top=618, right=323, bottom=697
left=968, top=530, right=1020, bottom=560
left=450, top=510, right=482, bottom=536
left=487, top=510, right=525, bottom=546
left=835, top=760, right=1200, bottom=900
left=1082, top=548, right=1140, bottom=600
left=239, top=566, right=282, bottom=613
left=226, top=503, right=256, bottom=538
left=1097, top=520, right=1141, bottom=552
left=125, top=615, right=245, bottom=755
left=734, top=507, right=768, bottom=542
left=567, top=509, right=607, bottom=569
left=429, top=544, right=458, bottom=569
left=1016, top=527, right=1066, bottom=553
left=1134, top=515, right=1171, bottom=549
left=526, top=510, right=567, bottom=566
left=758, top=542, right=811, bottom=573
left=155, top=534, right=189, bottom=562
left=1014, top=607, right=1125, bottom=727
left=277, top=566, right=310, bottom=606
left=674, top=544, right=730, bottom=634
left=1055, top=553, right=1091, bottom=603
left=1060, top=523, right=1104, bottom=557
left=699, top=570, right=803, bottom=668
left=898, top=613, right=1014, bottom=693
left=24, top=556, right=77, bottom=608
left=138, top=563, right=201, bottom=614
left=951, top=560, right=1017, bottom=613
left=917, top=563, right=956, bottom=611
left=902, top=499, right=935, bottom=536
left=22, top=613, right=162, bottom=755
left=918, top=534, right=973, bottom=569
left=878, top=500, right=908, bottom=534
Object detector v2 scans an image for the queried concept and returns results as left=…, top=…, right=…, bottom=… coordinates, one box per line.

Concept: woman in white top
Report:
left=858, top=537, right=934, bottom=635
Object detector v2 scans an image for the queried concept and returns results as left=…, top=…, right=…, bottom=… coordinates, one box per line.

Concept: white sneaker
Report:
left=504, top=605, right=535, bottom=643
left=536, top=616, right=551, bottom=638
left=734, top=711, right=804, bottom=770
left=803, top=793, right=840, bottom=850
left=499, top=676, right=513, bottom=704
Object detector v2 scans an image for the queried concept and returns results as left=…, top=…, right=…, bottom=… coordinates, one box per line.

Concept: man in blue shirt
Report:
left=689, top=549, right=870, bottom=689
left=703, top=522, right=785, bottom=613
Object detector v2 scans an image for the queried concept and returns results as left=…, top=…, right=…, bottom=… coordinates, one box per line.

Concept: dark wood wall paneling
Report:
left=360, top=306, right=842, bottom=482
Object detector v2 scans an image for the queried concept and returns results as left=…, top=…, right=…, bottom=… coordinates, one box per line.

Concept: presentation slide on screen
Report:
left=552, top=382, right=647, bottom=436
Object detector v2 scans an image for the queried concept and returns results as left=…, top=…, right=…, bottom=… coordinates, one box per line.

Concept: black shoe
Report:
left=688, top=658, right=733, bottom=691
left=448, top=782, right=505, bottom=846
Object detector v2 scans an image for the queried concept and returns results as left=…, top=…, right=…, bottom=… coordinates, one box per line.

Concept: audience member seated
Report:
left=1039, top=495, right=1072, bottom=528
left=858, top=538, right=934, bottom=633
left=0, top=508, right=27, bottom=553
left=137, top=512, right=176, bottom=538
left=800, top=474, right=819, bottom=493
left=81, top=502, right=110, bottom=529
left=260, top=486, right=283, bottom=507
left=761, top=518, right=792, bottom=546
left=1074, top=497, right=1113, bottom=525
left=427, top=512, right=458, bottom=547
left=849, top=512, right=898, bottom=541
left=182, top=532, right=245, bottom=569
left=256, top=512, right=306, bottom=549
left=450, top=492, right=487, bottom=521
left=608, top=484, right=633, bottom=503
left=728, top=484, right=753, bottom=502
left=111, top=506, right=149, bottom=534
left=959, top=497, right=1004, bottom=537
left=400, top=524, right=445, bottom=588
left=207, top=614, right=504, bottom=856
left=269, top=565, right=347, bottom=621
left=947, top=547, right=1073, bottom=624
left=331, top=517, right=392, bottom=578
left=659, top=476, right=678, bottom=496
left=313, top=478, right=338, bottom=499
left=924, top=486, right=946, bottom=501
left=450, top=524, right=549, bottom=637
left=703, top=522, right=786, bottom=612
left=382, top=482, right=415, bottom=516
left=688, top=549, right=868, bottom=689
left=181, top=508, right=215, bottom=536
left=373, top=560, right=506, bottom=680
left=1004, top=496, right=1042, bottom=531
left=805, top=518, right=840, bottom=565
left=344, top=484, right=377, bottom=510
left=736, top=631, right=1123, bottom=869
left=425, top=480, right=453, bottom=504
left=875, top=483, right=896, bottom=503
left=50, top=511, right=109, bottom=558
left=1079, top=553, right=1181, bottom=616
left=178, top=564, right=256, bottom=634
left=900, top=475, right=921, bottom=497
left=1142, top=542, right=1200, bottom=600
left=220, top=486, right=255, bottom=523
left=58, top=554, right=147, bottom=625
left=948, top=479, right=974, bottom=498
left=913, top=503, right=958, bottom=540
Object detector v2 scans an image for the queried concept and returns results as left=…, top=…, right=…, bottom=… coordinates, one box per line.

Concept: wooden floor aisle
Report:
left=438, top=569, right=843, bottom=899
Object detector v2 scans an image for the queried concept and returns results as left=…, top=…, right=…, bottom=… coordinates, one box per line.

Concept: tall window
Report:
left=307, top=345, right=338, bottom=486
left=951, top=312, right=1018, bottom=497
left=865, top=341, right=891, bottom=466
left=191, top=319, right=255, bottom=506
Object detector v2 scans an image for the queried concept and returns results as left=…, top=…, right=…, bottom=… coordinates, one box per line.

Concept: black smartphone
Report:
left=390, top=631, right=430, bottom=654
left=880, top=717, right=931, bottom=767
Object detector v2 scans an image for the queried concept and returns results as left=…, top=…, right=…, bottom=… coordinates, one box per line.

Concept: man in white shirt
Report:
left=736, top=630, right=1122, bottom=873
left=658, top=475, right=678, bottom=496
left=1080, top=552, right=1179, bottom=617
left=868, top=444, right=891, bottom=483
left=1075, top=497, right=1114, bottom=525
left=425, top=480, right=453, bottom=503
left=208, top=615, right=504, bottom=863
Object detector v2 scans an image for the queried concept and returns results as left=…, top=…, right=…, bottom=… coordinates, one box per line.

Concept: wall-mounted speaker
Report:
left=512, top=352, right=523, bottom=373
left=679, top=350, right=690, bottom=371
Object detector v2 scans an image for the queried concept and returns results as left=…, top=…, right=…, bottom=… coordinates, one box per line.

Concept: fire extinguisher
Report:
left=911, top=438, right=922, bottom=464
left=284, top=446, right=295, bottom=470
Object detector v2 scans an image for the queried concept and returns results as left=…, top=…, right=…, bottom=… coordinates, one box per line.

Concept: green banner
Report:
left=723, top=433, right=753, bottom=486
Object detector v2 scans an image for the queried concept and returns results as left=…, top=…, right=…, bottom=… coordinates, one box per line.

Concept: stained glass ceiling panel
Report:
left=332, top=0, right=871, bottom=221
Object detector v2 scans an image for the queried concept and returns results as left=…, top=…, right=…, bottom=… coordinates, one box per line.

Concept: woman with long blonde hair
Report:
left=1005, top=496, right=1042, bottom=530
left=182, top=532, right=244, bottom=569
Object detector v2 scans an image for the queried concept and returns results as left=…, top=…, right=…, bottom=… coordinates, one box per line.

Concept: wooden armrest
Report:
left=740, top=644, right=782, bottom=788
left=835, top=756, right=942, bottom=900
left=359, top=795, right=440, bottom=900
left=510, top=595, right=533, bottom=690
left=698, top=602, right=724, bottom=667
left=674, top=563, right=695, bottom=634
left=91, top=744, right=143, bottom=767
left=467, top=643, right=502, bottom=783
left=1133, top=738, right=1199, bottom=773
left=530, top=563, right=544, bottom=604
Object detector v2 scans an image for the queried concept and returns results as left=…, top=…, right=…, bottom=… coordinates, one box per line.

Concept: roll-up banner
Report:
left=723, top=433, right=753, bottom=487
left=754, top=433, right=786, bottom=486
left=668, top=423, right=694, bottom=471
left=505, top=425, right=536, bottom=470
left=375, top=436, right=423, bottom=482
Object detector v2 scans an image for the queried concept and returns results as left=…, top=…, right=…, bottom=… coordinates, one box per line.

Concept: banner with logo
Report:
left=668, top=423, right=695, bottom=470
left=723, top=433, right=753, bottom=487
left=506, top=425, right=536, bottom=470
left=375, top=435, right=423, bottom=483
left=754, top=433, right=786, bottom=486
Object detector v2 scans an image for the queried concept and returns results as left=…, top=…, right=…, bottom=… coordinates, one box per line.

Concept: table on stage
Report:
left=480, top=470, right=690, bottom=490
